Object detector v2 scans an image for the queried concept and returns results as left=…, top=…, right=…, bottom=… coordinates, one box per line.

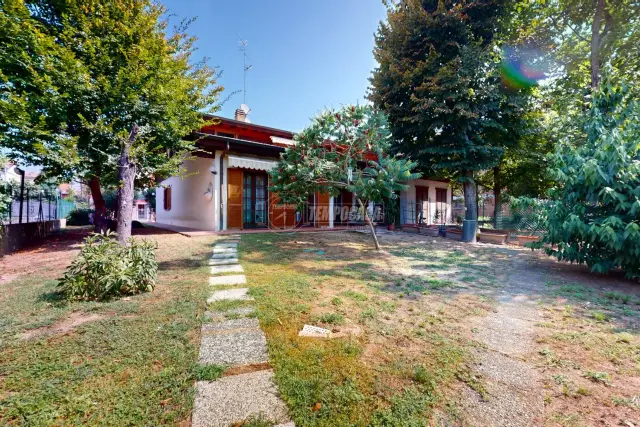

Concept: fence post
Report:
left=26, top=188, right=30, bottom=223
left=38, top=192, right=44, bottom=222
left=18, top=171, right=25, bottom=224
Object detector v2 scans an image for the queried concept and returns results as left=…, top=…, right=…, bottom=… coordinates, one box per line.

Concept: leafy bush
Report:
left=58, top=232, right=157, bottom=301
left=541, top=82, right=640, bottom=277
left=66, top=208, right=94, bottom=225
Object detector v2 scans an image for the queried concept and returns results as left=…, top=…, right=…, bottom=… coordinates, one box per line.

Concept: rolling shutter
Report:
left=227, top=168, right=243, bottom=229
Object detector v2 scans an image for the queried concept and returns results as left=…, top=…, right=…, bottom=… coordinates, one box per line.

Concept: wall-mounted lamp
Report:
left=204, top=182, right=214, bottom=201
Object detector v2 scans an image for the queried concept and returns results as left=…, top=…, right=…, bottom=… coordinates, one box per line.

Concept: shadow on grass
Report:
left=37, top=289, right=69, bottom=307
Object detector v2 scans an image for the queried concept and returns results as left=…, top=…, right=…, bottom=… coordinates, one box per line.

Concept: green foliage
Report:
left=583, top=370, right=611, bottom=385
left=66, top=208, right=94, bottom=226
left=509, top=196, right=549, bottom=234
left=269, top=105, right=420, bottom=207
left=541, top=82, right=640, bottom=277
left=0, top=0, right=222, bottom=220
left=314, top=312, right=345, bottom=325
left=369, top=0, right=521, bottom=175
left=193, top=364, right=224, bottom=381
left=58, top=232, right=157, bottom=301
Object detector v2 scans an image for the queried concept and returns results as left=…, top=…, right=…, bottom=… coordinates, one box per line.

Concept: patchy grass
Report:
left=0, top=229, right=216, bottom=425
left=536, top=280, right=640, bottom=425
left=239, top=232, right=494, bottom=426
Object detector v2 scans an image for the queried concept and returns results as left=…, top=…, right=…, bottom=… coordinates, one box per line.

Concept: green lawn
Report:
left=2, top=228, right=637, bottom=426
left=0, top=228, right=217, bottom=425
left=237, top=232, right=496, bottom=426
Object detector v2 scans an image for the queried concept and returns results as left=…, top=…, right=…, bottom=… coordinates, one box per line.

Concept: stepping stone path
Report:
left=210, top=264, right=244, bottom=275
left=209, top=274, right=246, bottom=286
left=193, top=236, right=294, bottom=427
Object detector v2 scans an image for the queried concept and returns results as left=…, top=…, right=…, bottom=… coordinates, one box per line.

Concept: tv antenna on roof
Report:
left=237, top=33, right=252, bottom=105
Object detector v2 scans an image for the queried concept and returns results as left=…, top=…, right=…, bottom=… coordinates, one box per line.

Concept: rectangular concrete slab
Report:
left=208, top=258, right=239, bottom=266
left=198, top=329, right=268, bottom=365
left=209, top=274, right=246, bottom=286
left=215, top=242, right=238, bottom=248
left=210, top=264, right=244, bottom=275
left=192, top=370, right=290, bottom=427
left=213, top=247, right=237, bottom=254
left=207, top=288, right=253, bottom=303
left=211, top=252, right=237, bottom=259
left=201, top=317, right=260, bottom=332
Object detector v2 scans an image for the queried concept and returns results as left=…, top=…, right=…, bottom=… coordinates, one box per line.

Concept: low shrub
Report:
left=58, top=231, right=157, bottom=301
left=66, top=208, right=94, bottom=225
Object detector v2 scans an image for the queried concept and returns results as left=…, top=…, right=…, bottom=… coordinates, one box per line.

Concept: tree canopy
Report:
left=540, top=82, right=640, bottom=277
left=269, top=105, right=420, bottom=249
left=369, top=0, right=533, bottom=241
left=0, top=0, right=222, bottom=235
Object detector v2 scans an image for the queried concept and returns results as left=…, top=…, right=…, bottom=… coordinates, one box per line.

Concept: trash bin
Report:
left=462, top=219, right=477, bottom=242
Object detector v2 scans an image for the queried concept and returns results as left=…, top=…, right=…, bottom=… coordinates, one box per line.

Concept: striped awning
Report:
left=227, top=155, right=277, bottom=171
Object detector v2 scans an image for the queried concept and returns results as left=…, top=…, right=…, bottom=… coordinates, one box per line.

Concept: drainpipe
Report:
left=219, top=142, right=229, bottom=231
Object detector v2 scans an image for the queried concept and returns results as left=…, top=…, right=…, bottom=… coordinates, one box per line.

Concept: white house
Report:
left=156, top=108, right=452, bottom=232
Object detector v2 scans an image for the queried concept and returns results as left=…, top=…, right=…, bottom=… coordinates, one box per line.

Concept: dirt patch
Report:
left=223, top=362, right=272, bottom=377
left=20, top=311, right=105, bottom=340
left=1, top=226, right=91, bottom=284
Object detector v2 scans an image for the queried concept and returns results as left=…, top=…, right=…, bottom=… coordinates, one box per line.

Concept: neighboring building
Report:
left=132, top=198, right=151, bottom=222
left=58, top=183, right=72, bottom=198
left=156, top=107, right=452, bottom=231
left=399, top=179, right=453, bottom=226
left=0, top=162, right=23, bottom=184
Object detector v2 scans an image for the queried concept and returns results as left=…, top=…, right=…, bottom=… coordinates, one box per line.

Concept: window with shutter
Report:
left=164, top=186, right=172, bottom=211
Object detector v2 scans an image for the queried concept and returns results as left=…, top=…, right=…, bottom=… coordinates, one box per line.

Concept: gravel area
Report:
left=461, top=259, right=544, bottom=426
left=207, top=288, right=254, bottom=303
left=201, top=317, right=260, bottom=332
left=192, top=370, right=290, bottom=427
left=198, top=329, right=269, bottom=365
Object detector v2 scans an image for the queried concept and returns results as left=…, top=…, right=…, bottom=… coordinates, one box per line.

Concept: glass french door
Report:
left=243, top=172, right=268, bottom=228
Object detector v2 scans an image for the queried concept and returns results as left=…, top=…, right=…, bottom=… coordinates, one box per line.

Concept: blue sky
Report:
left=161, top=0, right=387, bottom=132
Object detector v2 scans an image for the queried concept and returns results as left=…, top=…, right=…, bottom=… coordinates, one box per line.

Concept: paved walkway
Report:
left=192, top=235, right=293, bottom=427
left=461, top=257, right=545, bottom=426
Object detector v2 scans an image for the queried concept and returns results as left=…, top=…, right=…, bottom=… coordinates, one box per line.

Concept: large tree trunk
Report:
left=462, top=170, right=477, bottom=243
left=493, top=166, right=502, bottom=228
left=357, top=197, right=380, bottom=250
left=88, top=176, right=107, bottom=233
left=116, top=125, right=139, bottom=246
left=590, top=0, right=605, bottom=88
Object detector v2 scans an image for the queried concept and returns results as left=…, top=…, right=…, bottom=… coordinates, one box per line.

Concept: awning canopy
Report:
left=228, top=155, right=277, bottom=171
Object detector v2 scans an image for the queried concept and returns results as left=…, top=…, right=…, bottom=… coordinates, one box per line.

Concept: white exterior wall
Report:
left=400, top=179, right=452, bottom=225
left=156, top=157, right=217, bottom=231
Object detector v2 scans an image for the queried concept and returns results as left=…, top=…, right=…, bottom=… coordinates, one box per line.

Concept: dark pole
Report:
left=18, top=169, right=25, bottom=224
left=26, top=188, right=30, bottom=223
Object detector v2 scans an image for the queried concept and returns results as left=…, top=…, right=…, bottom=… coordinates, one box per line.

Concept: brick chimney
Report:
left=234, top=108, right=246, bottom=122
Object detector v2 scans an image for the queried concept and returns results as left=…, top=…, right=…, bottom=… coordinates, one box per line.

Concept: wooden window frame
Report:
left=164, top=186, right=172, bottom=211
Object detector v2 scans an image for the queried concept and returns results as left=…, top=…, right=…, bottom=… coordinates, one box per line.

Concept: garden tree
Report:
left=475, top=106, right=555, bottom=221
left=0, top=0, right=222, bottom=244
left=513, top=0, right=640, bottom=96
left=269, top=105, right=421, bottom=250
left=369, top=0, right=520, bottom=242
left=0, top=0, right=80, bottom=177
left=540, top=82, right=640, bottom=277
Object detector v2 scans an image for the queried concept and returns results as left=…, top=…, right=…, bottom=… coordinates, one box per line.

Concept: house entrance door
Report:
left=243, top=172, right=268, bottom=228
left=415, top=186, right=429, bottom=224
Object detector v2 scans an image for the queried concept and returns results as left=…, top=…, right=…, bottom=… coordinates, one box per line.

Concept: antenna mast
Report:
left=237, top=33, right=252, bottom=105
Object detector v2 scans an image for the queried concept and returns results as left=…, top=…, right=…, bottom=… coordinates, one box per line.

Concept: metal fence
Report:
left=494, top=201, right=547, bottom=233
left=2, top=184, right=73, bottom=225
